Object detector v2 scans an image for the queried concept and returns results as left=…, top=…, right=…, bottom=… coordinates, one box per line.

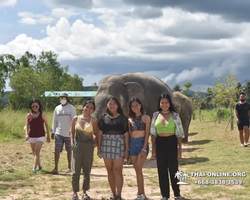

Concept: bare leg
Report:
left=113, top=157, right=124, bottom=197
left=104, top=159, right=116, bottom=197
left=33, top=141, right=43, bottom=169
left=53, top=149, right=61, bottom=172
left=130, top=153, right=147, bottom=196
left=239, top=130, right=244, bottom=145
left=244, top=126, right=249, bottom=144
left=67, top=151, right=72, bottom=169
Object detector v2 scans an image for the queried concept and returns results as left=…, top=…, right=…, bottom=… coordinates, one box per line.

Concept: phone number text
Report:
left=194, top=180, right=243, bottom=185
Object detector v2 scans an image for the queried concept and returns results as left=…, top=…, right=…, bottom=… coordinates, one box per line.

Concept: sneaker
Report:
left=72, top=195, right=79, bottom=200
left=36, top=166, right=42, bottom=171
left=161, top=197, right=168, bottom=200
left=137, top=194, right=145, bottom=200
left=82, top=194, right=90, bottom=200
left=65, top=168, right=71, bottom=173
left=32, top=168, right=36, bottom=173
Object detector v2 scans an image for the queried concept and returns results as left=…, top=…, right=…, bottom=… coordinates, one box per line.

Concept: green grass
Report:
left=0, top=108, right=54, bottom=142
left=1, top=108, right=250, bottom=199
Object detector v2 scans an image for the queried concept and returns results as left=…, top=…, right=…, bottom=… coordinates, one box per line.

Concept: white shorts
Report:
left=28, top=136, right=45, bottom=143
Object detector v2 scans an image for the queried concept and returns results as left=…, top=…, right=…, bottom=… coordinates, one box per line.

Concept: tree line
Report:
left=0, top=51, right=87, bottom=110
left=173, top=76, right=250, bottom=130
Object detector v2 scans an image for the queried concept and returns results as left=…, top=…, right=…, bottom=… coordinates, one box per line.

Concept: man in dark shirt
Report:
left=234, top=92, right=250, bottom=147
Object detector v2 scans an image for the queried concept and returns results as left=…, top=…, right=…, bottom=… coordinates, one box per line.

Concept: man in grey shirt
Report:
left=51, top=93, right=76, bottom=174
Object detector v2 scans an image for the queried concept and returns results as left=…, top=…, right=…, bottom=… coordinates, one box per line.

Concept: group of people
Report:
left=25, top=92, right=186, bottom=200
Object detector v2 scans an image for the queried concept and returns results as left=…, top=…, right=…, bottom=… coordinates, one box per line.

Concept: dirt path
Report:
left=0, top=142, right=195, bottom=200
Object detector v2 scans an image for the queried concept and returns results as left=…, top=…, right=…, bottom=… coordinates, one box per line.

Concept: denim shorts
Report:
left=129, top=136, right=149, bottom=156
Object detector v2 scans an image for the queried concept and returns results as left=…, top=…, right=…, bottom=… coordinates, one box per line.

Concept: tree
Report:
left=1, top=51, right=85, bottom=110
left=192, top=90, right=204, bottom=121
left=212, top=74, right=241, bottom=130
left=173, top=84, right=182, bottom=92
left=203, top=87, right=213, bottom=109
left=183, top=82, right=192, bottom=96
left=242, top=81, right=250, bottom=102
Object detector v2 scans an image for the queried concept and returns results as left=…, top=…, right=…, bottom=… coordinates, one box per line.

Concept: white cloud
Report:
left=17, top=8, right=80, bottom=25
left=2, top=6, right=250, bottom=86
left=0, top=0, right=16, bottom=8
left=162, top=73, right=175, bottom=83
left=176, top=67, right=211, bottom=83
left=19, top=17, right=36, bottom=25
left=51, top=8, right=79, bottom=18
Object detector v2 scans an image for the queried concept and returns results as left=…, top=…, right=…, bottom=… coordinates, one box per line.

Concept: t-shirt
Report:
left=234, top=102, right=250, bottom=121
left=98, top=114, right=128, bottom=135
left=52, top=103, right=76, bottom=137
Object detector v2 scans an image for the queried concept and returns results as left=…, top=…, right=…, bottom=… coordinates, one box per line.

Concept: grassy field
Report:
left=0, top=109, right=250, bottom=200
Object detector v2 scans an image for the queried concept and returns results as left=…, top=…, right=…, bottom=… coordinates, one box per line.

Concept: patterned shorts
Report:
left=101, top=134, right=125, bottom=160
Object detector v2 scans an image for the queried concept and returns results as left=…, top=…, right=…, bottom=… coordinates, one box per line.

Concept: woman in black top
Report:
left=97, top=96, right=129, bottom=200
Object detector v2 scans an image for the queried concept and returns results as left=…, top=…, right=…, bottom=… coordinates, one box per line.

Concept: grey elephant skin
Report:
left=94, top=72, right=172, bottom=120
left=173, top=91, right=193, bottom=142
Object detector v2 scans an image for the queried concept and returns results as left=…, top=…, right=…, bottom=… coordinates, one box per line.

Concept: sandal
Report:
left=115, top=196, right=122, bottom=200
left=107, top=194, right=116, bottom=200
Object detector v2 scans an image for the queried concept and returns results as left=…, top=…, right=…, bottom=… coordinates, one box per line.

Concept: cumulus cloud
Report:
left=123, top=7, right=163, bottom=19
left=0, top=0, right=16, bottom=8
left=2, top=5, right=250, bottom=87
left=18, top=8, right=80, bottom=25
left=122, top=0, right=250, bottom=22
left=51, top=8, right=79, bottom=18
left=162, top=73, right=175, bottom=83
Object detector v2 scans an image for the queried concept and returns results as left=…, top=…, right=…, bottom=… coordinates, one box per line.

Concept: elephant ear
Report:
left=124, top=82, right=145, bottom=106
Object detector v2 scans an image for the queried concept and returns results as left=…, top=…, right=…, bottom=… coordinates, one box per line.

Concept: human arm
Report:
left=51, top=108, right=57, bottom=139
left=234, top=104, right=239, bottom=124
left=93, top=118, right=98, bottom=148
left=140, top=115, right=150, bottom=157
left=177, top=137, right=182, bottom=160
left=124, top=131, right=129, bottom=159
left=70, top=116, right=77, bottom=147
left=150, top=112, right=158, bottom=158
left=69, top=107, right=77, bottom=135
left=97, top=130, right=103, bottom=158
left=42, top=112, right=50, bottom=143
left=25, top=114, right=30, bottom=141
left=151, top=135, right=156, bottom=159
left=97, top=117, right=104, bottom=158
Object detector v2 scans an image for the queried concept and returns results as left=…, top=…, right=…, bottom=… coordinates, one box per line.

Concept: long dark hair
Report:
left=83, top=99, right=96, bottom=111
left=128, top=97, right=144, bottom=118
left=30, top=98, right=43, bottom=113
left=105, top=96, right=123, bottom=116
left=157, top=93, right=178, bottom=113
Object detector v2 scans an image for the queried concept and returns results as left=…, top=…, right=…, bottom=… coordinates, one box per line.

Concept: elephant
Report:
left=172, top=91, right=193, bottom=142
left=94, top=72, right=172, bottom=119
left=94, top=72, right=191, bottom=142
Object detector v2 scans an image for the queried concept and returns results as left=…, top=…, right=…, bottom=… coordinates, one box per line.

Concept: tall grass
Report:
left=194, top=107, right=232, bottom=122
left=0, top=108, right=53, bottom=142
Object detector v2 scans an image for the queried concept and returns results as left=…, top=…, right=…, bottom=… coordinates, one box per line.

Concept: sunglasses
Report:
left=59, top=97, right=67, bottom=100
left=32, top=105, right=39, bottom=108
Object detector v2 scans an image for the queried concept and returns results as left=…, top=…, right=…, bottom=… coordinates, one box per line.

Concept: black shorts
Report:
left=237, top=120, right=250, bottom=131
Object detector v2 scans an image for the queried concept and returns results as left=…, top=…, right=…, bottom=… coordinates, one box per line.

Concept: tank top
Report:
left=154, top=115, right=175, bottom=134
left=74, top=117, right=93, bottom=144
left=28, top=113, right=45, bottom=138
left=130, top=115, right=146, bottom=132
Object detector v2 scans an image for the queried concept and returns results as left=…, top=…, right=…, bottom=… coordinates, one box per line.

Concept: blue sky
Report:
left=1, top=0, right=250, bottom=92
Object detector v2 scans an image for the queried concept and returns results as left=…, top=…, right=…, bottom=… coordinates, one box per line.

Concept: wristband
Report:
left=141, top=149, right=147, bottom=152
